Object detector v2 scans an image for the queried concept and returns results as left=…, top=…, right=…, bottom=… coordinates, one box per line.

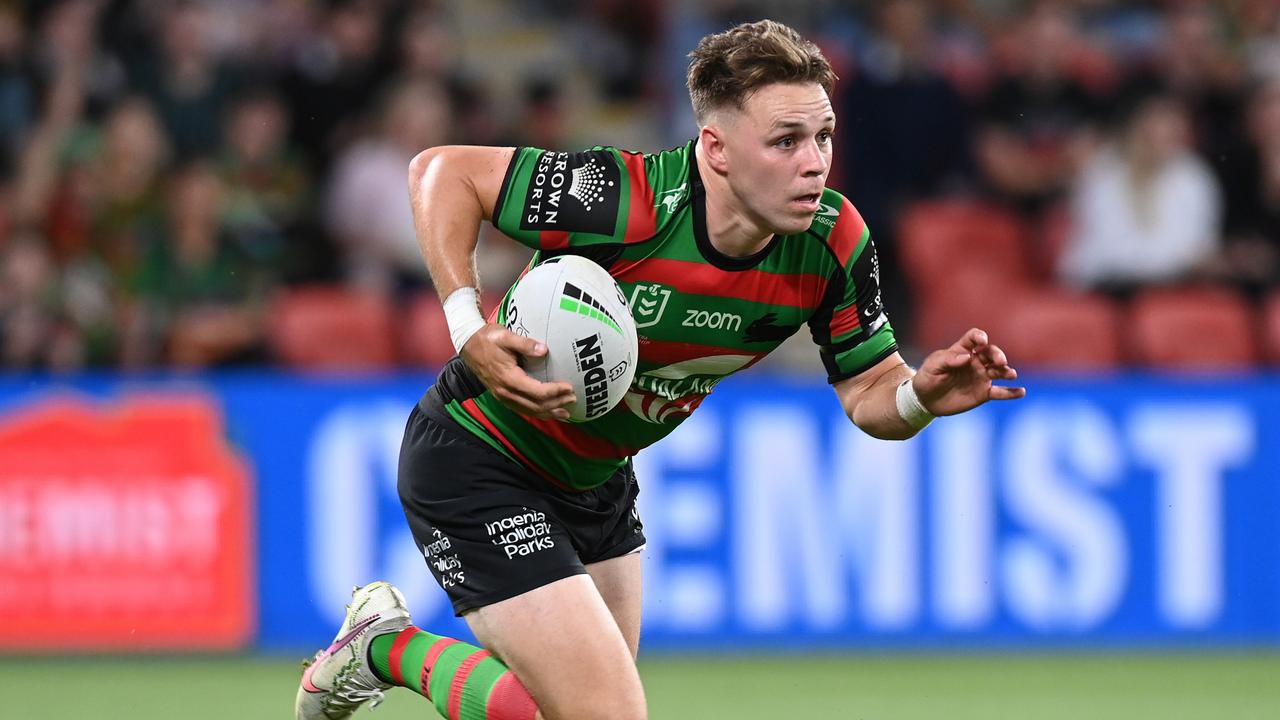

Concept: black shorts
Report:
left=397, top=402, right=646, bottom=615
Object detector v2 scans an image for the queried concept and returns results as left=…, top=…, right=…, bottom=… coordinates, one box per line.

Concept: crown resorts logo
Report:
left=568, top=158, right=614, bottom=212
left=520, top=151, right=622, bottom=235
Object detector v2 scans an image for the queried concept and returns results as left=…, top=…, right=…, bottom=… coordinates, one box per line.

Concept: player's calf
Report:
left=368, top=627, right=539, bottom=720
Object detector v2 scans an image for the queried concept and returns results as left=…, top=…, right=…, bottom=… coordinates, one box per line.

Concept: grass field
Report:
left=2, top=652, right=1276, bottom=719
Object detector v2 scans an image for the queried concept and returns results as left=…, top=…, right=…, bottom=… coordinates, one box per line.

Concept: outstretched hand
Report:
left=914, top=328, right=1026, bottom=416
left=460, top=324, right=577, bottom=421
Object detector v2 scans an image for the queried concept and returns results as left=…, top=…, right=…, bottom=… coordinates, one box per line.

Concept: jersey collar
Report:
left=688, top=140, right=781, bottom=272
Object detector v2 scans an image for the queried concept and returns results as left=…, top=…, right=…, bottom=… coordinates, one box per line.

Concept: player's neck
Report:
left=695, top=145, right=775, bottom=258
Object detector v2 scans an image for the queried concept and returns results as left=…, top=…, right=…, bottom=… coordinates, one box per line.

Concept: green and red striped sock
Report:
left=368, top=627, right=538, bottom=720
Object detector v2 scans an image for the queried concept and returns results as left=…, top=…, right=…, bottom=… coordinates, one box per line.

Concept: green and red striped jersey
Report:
left=431, top=142, right=898, bottom=490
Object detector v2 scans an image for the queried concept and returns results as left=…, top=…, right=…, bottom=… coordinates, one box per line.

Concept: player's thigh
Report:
left=585, top=550, right=643, bottom=659
left=465, top=574, right=646, bottom=720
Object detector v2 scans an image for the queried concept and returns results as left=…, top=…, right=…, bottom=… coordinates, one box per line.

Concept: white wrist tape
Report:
left=895, top=377, right=935, bottom=430
left=442, top=286, right=486, bottom=353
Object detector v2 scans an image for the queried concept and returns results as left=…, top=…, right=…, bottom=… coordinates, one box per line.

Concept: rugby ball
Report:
left=504, top=255, right=638, bottom=422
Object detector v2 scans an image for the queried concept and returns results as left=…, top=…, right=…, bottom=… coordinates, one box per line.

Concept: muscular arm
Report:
left=407, top=145, right=514, bottom=298
left=408, top=146, right=575, bottom=419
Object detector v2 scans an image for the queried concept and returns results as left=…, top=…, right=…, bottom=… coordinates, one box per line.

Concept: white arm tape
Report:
left=895, top=377, right=935, bottom=431
left=442, top=286, right=486, bottom=354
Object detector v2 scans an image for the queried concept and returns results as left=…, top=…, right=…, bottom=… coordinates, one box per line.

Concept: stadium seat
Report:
left=896, top=200, right=1032, bottom=303
left=998, top=289, right=1123, bottom=371
left=1128, top=287, right=1259, bottom=371
left=403, top=289, right=506, bottom=368
left=910, top=264, right=1025, bottom=351
left=403, top=291, right=454, bottom=368
left=269, top=286, right=397, bottom=370
left=1259, top=291, right=1280, bottom=365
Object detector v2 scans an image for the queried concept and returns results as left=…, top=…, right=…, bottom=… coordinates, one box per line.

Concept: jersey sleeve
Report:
left=808, top=196, right=899, bottom=383
left=491, top=146, right=660, bottom=251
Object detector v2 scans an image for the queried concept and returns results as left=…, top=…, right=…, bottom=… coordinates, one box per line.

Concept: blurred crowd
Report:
left=1, top=0, right=1279, bottom=372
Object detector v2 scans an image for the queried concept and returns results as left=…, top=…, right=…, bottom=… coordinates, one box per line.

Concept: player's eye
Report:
left=775, top=136, right=794, bottom=149
left=817, top=130, right=833, bottom=144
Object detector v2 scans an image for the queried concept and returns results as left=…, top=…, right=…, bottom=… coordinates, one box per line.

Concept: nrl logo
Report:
left=628, top=282, right=672, bottom=329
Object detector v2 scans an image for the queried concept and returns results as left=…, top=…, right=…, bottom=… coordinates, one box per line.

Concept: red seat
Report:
left=403, top=289, right=507, bottom=368
left=1128, top=287, right=1258, bottom=370
left=999, top=289, right=1122, bottom=371
left=269, top=286, right=396, bottom=370
left=1259, top=291, right=1280, bottom=365
left=910, top=265, right=1024, bottom=352
left=403, top=291, right=454, bottom=368
left=897, top=200, right=1032, bottom=303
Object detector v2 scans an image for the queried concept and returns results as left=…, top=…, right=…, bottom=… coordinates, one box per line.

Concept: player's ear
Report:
left=699, top=124, right=730, bottom=174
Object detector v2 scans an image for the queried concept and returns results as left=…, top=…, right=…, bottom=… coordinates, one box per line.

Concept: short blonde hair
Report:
left=686, top=20, right=837, bottom=123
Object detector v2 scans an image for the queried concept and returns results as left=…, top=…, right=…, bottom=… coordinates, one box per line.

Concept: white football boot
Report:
left=296, top=581, right=413, bottom=719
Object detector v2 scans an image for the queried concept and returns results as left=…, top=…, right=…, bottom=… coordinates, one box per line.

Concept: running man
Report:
left=297, top=19, right=1024, bottom=720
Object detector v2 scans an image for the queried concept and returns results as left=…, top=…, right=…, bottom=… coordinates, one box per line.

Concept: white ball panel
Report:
left=503, top=255, right=637, bottom=422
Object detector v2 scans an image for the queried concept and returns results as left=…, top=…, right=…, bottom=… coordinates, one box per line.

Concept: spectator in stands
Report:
left=88, top=98, right=170, bottom=267
left=325, top=79, right=451, bottom=296
left=283, top=0, right=393, bottom=174
left=217, top=88, right=314, bottom=282
left=133, top=2, right=240, bottom=160
left=1058, top=85, right=1222, bottom=293
left=512, top=76, right=568, bottom=151
left=132, top=162, right=270, bottom=368
left=396, top=4, right=457, bottom=83
left=845, top=0, right=971, bottom=228
left=842, top=0, right=972, bottom=339
left=574, top=0, right=663, bottom=102
left=393, top=6, right=498, bottom=147
left=46, top=97, right=173, bottom=368
left=0, top=3, right=34, bottom=182
left=0, top=232, right=59, bottom=369
left=931, top=0, right=997, bottom=99
left=1145, top=1, right=1246, bottom=165
left=29, top=0, right=128, bottom=125
left=1214, top=79, right=1280, bottom=293
left=1237, top=0, right=1280, bottom=81
left=974, top=1, right=1105, bottom=216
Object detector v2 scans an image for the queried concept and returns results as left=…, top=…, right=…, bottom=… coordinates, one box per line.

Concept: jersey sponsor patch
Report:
left=519, top=150, right=621, bottom=235
left=851, top=236, right=888, bottom=334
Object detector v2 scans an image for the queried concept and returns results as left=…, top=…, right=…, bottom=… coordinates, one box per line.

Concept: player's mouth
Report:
left=791, top=193, right=821, bottom=212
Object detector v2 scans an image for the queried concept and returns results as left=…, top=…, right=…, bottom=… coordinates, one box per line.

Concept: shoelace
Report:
left=325, top=663, right=389, bottom=715
left=312, top=650, right=386, bottom=712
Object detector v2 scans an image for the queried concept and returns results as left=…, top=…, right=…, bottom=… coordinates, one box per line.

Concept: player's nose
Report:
left=798, top=138, right=828, bottom=176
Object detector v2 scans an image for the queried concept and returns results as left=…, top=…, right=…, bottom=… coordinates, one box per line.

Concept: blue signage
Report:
left=1, top=372, right=1276, bottom=651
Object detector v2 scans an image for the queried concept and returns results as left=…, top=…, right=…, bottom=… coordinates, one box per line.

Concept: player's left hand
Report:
left=913, top=327, right=1026, bottom=416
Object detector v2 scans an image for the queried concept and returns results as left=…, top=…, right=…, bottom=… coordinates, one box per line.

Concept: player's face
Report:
left=720, top=82, right=835, bottom=235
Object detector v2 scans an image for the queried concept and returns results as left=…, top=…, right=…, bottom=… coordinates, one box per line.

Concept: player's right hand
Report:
left=459, top=324, right=577, bottom=421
